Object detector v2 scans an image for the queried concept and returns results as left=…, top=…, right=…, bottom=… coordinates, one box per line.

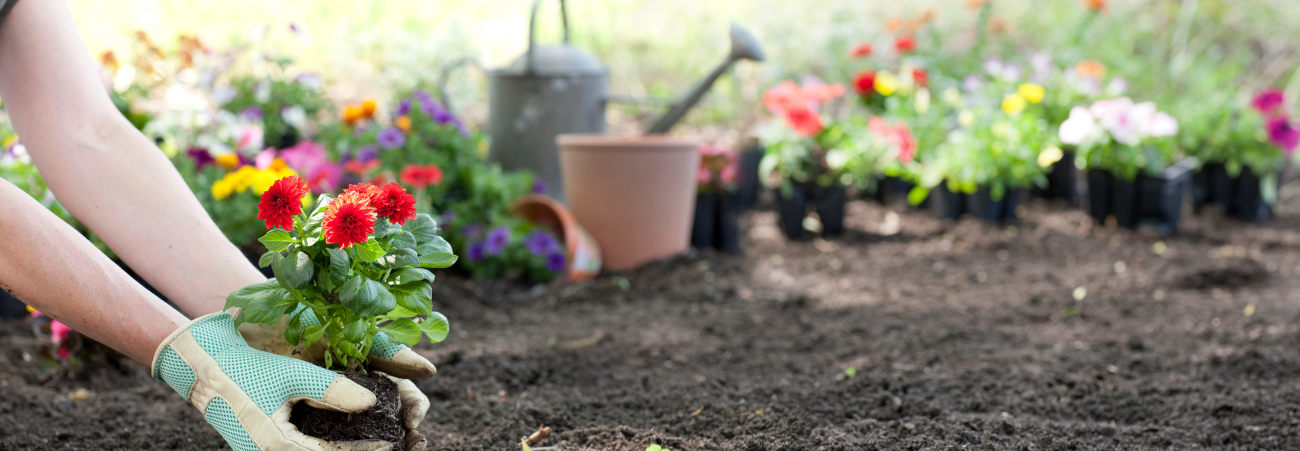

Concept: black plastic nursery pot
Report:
left=776, top=184, right=847, bottom=240
left=929, top=184, right=965, bottom=220
left=965, top=186, right=1020, bottom=223
left=691, top=192, right=742, bottom=253
left=735, top=146, right=765, bottom=212
left=1086, top=158, right=1196, bottom=235
left=1033, top=151, right=1080, bottom=205
left=1193, top=163, right=1274, bottom=223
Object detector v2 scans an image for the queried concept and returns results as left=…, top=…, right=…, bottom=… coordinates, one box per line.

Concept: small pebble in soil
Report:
left=1114, top=261, right=1127, bottom=274
left=1153, top=241, right=1167, bottom=255
left=1073, top=287, right=1087, bottom=301
left=1153, top=289, right=1166, bottom=301
left=997, top=250, right=1008, bottom=261
left=1245, top=303, right=1256, bottom=316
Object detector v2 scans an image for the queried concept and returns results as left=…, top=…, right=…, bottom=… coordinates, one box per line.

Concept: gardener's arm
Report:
left=0, top=180, right=186, bottom=363
left=0, top=0, right=264, bottom=318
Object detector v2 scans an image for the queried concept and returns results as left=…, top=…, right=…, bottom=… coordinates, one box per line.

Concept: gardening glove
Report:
left=238, top=307, right=432, bottom=450
left=153, top=312, right=397, bottom=451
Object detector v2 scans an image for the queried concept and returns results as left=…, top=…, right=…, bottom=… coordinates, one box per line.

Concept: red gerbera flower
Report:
left=849, top=43, right=873, bottom=59
left=894, top=35, right=916, bottom=53
left=257, top=176, right=309, bottom=230
left=912, top=68, right=929, bottom=88
left=322, top=191, right=376, bottom=249
left=399, top=164, right=444, bottom=189
left=853, top=70, right=877, bottom=96
left=372, top=183, right=418, bottom=225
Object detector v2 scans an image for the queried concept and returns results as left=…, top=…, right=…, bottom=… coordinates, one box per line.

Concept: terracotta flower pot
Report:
left=511, top=193, right=603, bottom=282
left=558, top=134, right=699, bottom=271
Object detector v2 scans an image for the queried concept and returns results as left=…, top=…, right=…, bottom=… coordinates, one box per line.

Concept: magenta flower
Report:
left=187, top=147, right=215, bottom=169
left=1267, top=116, right=1299, bottom=154
left=1253, top=89, right=1285, bottom=115
left=279, top=140, right=329, bottom=175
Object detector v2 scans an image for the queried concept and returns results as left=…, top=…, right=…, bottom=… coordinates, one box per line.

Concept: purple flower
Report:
left=439, top=210, right=456, bottom=227
left=397, top=98, right=412, bottom=116
left=1267, top=116, right=1299, bottom=155
left=545, top=251, right=567, bottom=273
left=523, top=230, right=558, bottom=256
left=355, top=145, right=379, bottom=162
left=377, top=127, right=406, bottom=150
left=467, top=241, right=486, bottom=262
left=240, top=106, right=264, bottom=121
left=961, top=75, right=985, bottom=93
left=484, top=226, right=512, bottom=255
left=461, top=223, right=483, bottom=240
left=187, top=147, right=215, bottom=169
left=532, top=179, right=548, bottom=194
left=1253, top=89, right=1285, bottom=114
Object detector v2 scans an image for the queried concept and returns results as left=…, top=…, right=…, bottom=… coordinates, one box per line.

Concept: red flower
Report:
left=850, top=43, right=873, bottom=58
left=373, top=183, right=418, bottom=225
left=912, top=68, right=929, bottom=88
left=399, top=164, right=443, bottom=189
left=784, top=106, right=824, bottom=137
left=257, top=176, right=309, bottom=230
left=322, top=191, right=376, bottom=249
left=343, top=183, right=383, bottom=202
left=344, top=159, right=380, bottom=175
left=894, top=35, right=916, bottom=53
left=853, top=70, right=877, bottom=96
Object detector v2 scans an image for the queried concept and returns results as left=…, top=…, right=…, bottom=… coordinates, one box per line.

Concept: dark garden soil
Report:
left=6, top=194, right=1300, bottom=450
left=290, top=371, right=404, bottom=449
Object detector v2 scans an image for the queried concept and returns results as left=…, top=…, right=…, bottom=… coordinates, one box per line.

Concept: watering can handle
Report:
left=525, top=0, right=570, bottom=76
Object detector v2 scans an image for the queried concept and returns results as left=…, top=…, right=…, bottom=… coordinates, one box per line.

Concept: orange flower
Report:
left=885, top=18, right=904, bottom=33
left=968, top=0, right=989, bottom=9
left=1075, top=59, right=1106, bottom=79
left=918, top=9, right=937, bottom=25
left=396, top=115, right=412, bottom=133
left=100, top=51, right=119, bottom=70
left=1084, top=0, right=1106, bottom=12
left=343, top=105, right=364, bottom=125
left=361, top=99, right=378, bottom=118
left=988, top=16, right=1013, bottom=34
left=850, top=43, right=873, bottom=59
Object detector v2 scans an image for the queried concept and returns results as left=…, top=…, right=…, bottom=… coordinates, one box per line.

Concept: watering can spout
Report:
left=646, top=22, right=765, bottom=135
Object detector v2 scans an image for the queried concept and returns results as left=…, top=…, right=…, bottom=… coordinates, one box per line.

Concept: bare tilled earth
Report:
left=4, top=192, right=1300, bottom=450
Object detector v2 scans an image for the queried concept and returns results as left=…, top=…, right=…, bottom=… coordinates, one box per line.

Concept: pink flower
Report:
left=720, top=161, right=739, bottom=184
left=1253, top=89, right=1285, bottom=115
left=279, top=140, right=329, bottom=176
left=50, top=321, right=72, bottom=345
left=307, top=161, right=342, bottom=194
left=1058, top=107, right=1099, bottom=145
left=868, top=116, right=917, bottom=163
left=697, top=165, right=712, bottom=185
left=1267, top=116, right=1299, bottom=154
left=237, top=125, right=264, bottom=152
left=254, top=148, right=278, bottom=170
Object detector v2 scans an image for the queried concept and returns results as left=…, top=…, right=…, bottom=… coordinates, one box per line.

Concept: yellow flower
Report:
left=3, top=135, right=19, bottom=148
left=874, top=71, right=900, bottom=96
left=26, top=305, right=35, bottom=313
left=211, top=178, right=234, bottom=200
left=396, top=115, right=412, bottom=133
left=249, top=171, right=278, bottom=195
left=958, top=110, right=975, bottom=127
left=229, top=166, right=260, bottom=192
left=1001, top=93, right=1027, bottom=115
left=1038, top=146, right=1065, bottom=168
left=216, top=154, right=240, bottom=170
left=269, top=157, right=289, bottom=172
left=1017, top=83, right=1045, bottom=103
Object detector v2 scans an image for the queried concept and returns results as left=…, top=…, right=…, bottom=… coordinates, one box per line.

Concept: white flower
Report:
left=1105, top=76, right=1128, bottom=96
left=1144, top=112, right=1179, bottom=137
left=1058, top=107, right=1098, bottom=145
left=281, top=105, right=308, bottom=130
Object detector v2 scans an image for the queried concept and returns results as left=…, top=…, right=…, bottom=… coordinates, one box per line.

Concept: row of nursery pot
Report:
left=754, top=50, right=1295, bottom=238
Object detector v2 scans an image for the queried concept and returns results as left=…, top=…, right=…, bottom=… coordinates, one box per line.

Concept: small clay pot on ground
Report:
left=291, top=370, right=408, bottom=450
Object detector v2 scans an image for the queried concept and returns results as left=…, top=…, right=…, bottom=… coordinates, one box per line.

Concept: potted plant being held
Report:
left=759, top=79, right=851, bottom=240
left=1185, top=89, right=1292, bottom=223
left=908, top=83, right=1053, bottom=222
left=691, top=144, right=742, bottom=253
left=152, top=176, right=455, bottom=451
left=1059, top=97, right=1188, bottom=234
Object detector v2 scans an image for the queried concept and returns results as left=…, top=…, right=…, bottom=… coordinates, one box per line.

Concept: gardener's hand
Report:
left=238, top=308, right=433, bottom=450
left=153, top=312, right=400, bottom=451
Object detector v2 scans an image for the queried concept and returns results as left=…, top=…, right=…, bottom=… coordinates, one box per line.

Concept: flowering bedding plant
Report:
left=697, top=144, right=739, bottom=194
left=1058, top=96, right=1180, bottom=180
left=758, top=78, right=853, bottom=193
left=226, top=176, right=454, bottom=370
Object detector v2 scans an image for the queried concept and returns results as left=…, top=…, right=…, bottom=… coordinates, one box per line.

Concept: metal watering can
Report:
left=487, top=0, right=765, bottom=203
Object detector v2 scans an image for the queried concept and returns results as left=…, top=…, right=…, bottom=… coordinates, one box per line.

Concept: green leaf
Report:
left=339, top=277, right=395, bottom=317
left=258, top=251, right=277, bottom=268
left=380, top=319, right=421, bottom=346
left=284, top=312, right=303, bottom=346
left=327, top=248, right=350, bottom=282
left=309, top=194, right=333, bottom=218
left=421, top=235, right=453, bottom=255
left=419, top=312, right=450, bottom=343
left=338, top=340, right=364, bottom=360
left=351, top=240, right=386, bottom=263
left=304, top=229, right=321, bottom=247
left=373, top=217, right=396, bottom=238
left=391, top=232, right=417, bottom=250
left=242, top=289, right=298, bottom=324
left=381, top=248, right=419, bottom=268
left=407, top=214, right=438, bottom=244
left=224, top=279, right=287, bottom=309
left=258, top=228, right=296, bottom=252
left=343, top=319, right=366, bottom=342
left=273, top=251, right=315, bottom=290
left=302, top=325, right=325, bottom=344
left=391, top=281, right=433, bottom=316
left=325, top=322, right=345, bottom=346
left=418, top=252, right=458, bottom=269
left=392, top=267, right=435, bottom=285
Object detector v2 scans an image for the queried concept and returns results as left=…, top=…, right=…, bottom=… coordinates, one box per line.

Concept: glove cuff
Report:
left=151, top=312, right=220, bottom=380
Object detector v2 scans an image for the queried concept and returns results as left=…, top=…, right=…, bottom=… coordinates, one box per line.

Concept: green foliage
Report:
left=222, top=76, right=332, bottom=149
left=226, top=197, right=454, bottom=371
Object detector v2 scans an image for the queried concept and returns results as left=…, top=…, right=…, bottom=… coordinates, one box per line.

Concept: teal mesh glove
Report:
left=153, top=312, right=396, bottom=451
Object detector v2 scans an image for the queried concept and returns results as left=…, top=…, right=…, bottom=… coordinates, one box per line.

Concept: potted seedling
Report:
left=1183, top=89, right=1291, bottom=223
left=759, top=79, right=851, bottom=240
left=225, top=176, right=455, bottom=449
left=1059, top=97, right=1187, bottom=233
left=691, top=144, right=742, bottom=253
